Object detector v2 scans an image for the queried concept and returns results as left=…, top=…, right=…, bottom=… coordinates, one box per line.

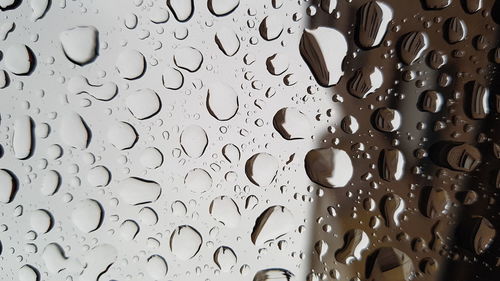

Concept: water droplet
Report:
left=251, top=205, right=293, bottom=245
left=184, top=168, right=212, bottom=193
left=59, top=112, right=90, bottom=150
left=146, top=255, right=168, bottom=279
left=273, top=108, right=312, bottom=140
left=116, top=50, right=146, bottom=79
left=335, top=229, right=370, bottom=264
left=167, top=0, right=194, bottom=22
left=174, top=47, right=203, bottom=72
left=245, top=153, right=278, bottom=187
left=126, top=88, right=161, bottom=119
left=209, top=196, right=241, bottom=227
left=71, top=199, right=103, bottom=232
left=4, top=44, right=34, bottom=75
left=60, top=26, right=98, bottom=65
left=0, top=169, right=17, bottom=203
left=214, top=246, right=237, bottom=272
left=357, top=1, right=393, bottom=48
left=305, top=148, right=353, bottom=188
left=254, top=269, right=294, bottom=281
left=107, top=121, right=138, bottom=150
left=300, top=27, right=347, bottom=86
left=207, top=81, right=239, bottom=121
left=208, top=0, right=239, bottom=16
left=13, top=115, right=33, bottom=159
left=170, top=225, right=202, bottom=260
left=215, top=27, right=240, bottom=56
left=116, top=177, right=161, bottom=205
left=180, top=125, right=208, bottom=158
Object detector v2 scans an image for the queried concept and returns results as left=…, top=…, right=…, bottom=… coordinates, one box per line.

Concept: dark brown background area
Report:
left=305, top=0, right=500, bottom=280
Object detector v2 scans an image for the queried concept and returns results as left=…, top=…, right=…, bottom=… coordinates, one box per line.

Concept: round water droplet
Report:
left=116, top=49, right=145, bottom=79
left=146, top=255, right=168, bottom=279
left=71, top=199, right=103, bottom=232
left=126, top=88, right=161, bottom=119
left=245, top=153, right=278, bottom=187
left=184, top=168, right=212, bottom=193
left=207, top=81, right=239, bottom=121
left=305, top=148, right=353, bottom=188
left=4, top=44, right=34, bottom=75
left=170, top=225, right=202, bottom=260
left=180, top=125, right=208, bottom=158
left=214, top=246, right=237, bottom=272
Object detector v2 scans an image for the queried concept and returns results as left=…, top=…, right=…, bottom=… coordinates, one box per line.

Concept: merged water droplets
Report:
left=68, top=75, right=118, bottom=101
left=335, top=229, right=370, bottom=264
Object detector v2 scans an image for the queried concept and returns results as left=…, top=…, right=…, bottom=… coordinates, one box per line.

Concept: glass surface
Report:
left=0, top=0, right=499, bottom=280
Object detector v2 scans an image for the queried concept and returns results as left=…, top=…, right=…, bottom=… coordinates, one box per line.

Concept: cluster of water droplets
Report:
left=1, top=0, right=499, bottom=280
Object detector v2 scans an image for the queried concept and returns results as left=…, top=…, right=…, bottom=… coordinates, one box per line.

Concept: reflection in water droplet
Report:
left=300, top=27, right=347, bottom=86
left=305, top=148, right=353, bottom=188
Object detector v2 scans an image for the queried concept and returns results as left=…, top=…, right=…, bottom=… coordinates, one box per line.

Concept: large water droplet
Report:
left=170, top=225, right=202, bottom=260
left=305, top=147, right=353, bottom=188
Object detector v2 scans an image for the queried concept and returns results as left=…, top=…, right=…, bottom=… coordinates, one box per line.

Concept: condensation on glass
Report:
left=0, top=0, right=499, bottom=281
